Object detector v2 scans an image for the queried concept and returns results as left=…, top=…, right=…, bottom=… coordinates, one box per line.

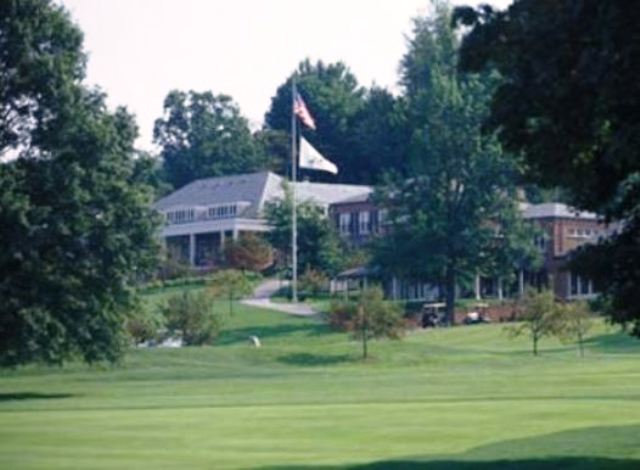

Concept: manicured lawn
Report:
left=1, top=289, right=639, bottom=469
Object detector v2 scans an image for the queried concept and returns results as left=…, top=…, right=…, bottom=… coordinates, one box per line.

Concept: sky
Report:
left=61, top=0, right=511, bottom=151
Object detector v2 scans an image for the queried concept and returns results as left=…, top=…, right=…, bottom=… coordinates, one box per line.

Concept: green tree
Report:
left=0, top=0, right=85, bottom=155
left=224, top=233, right=273, bottom=272
left=125, top=302, right=166, bottom=345
left=264, top=59, right=365, bottom=183
left=556, top=301, right=593, bottom=358
left=0, top=1, right=160, bottom=367
left=350, top=87, right=412, bottom=183
left=154, top=90, right=266, bottom=189
left=507, top=289, right=560, bottom=356
left=0, top=93, right=160, bottom=366
left=332, top=287, right=404, bottom=360
left=264, top=183, right=344, bottom=276
left=454, top=1, right=640, bottom=336
left=373, top=3, right=528, bottom=325
left=162, top=290, right=222, bottom=346
left=299, top=268, right=329, bottom=297
left=209, top=270, right=254, bottom=316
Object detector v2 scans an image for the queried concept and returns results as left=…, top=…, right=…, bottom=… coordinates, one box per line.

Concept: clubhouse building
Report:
left=153, top=171, right=371, bottom=267
left=155, top=171, right=608, bottom=301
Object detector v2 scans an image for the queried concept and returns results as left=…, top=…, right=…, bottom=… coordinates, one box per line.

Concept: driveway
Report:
left=241, top=279, right=318, bottom=316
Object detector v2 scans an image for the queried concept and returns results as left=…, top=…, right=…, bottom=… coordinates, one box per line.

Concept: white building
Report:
left=154, top=171, right=371, bottom=268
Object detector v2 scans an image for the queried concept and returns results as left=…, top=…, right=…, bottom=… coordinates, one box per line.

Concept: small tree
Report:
left=556, top=301, right=593, bottom=357
left=162, top=291, right=222, bottom=346
left=507, top=289, right=559, bottom=356
left=350, top=287, right=404, bottom=360
left=224, top=233, right=273, bottom=272
left=264, top=182, right=345, bottom=276
left=125, top=303, right=166, bottom=345
left=209, top=270, right=254, bottom=316
left=299, top=268, right=329, bottom=297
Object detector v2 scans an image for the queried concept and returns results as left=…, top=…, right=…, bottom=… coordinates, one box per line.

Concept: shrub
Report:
left=208, top=269, right=254, bottom=316
left=299, top=268, right=329, bottom=297
left=224, top=233, right=273, bottom=272
left=328, top=299, right=358, bottom=331
left=161, top=291, right=223, bottom=345
left=126, top=303, right=166, bottom=344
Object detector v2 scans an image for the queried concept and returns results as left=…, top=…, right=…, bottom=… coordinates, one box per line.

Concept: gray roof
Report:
left=154, top=171, right=372, bottom=218
left=330, top=192, right=373, bottom=205
left=521, top=203, right=598, bottom=220
left=154, top=171, right=275, bottom=218
left=292, top=181, right=373, bottom=207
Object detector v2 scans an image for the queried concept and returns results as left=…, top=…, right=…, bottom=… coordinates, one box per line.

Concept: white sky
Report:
left=61, top=0, right=511, bottom=151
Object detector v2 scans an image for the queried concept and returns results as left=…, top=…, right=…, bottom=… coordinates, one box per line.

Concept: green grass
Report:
left=1, top=289, right=639, bottom=469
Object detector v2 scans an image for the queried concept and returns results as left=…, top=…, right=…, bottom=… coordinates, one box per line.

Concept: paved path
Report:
left=241, top=279, right=318, bottom=316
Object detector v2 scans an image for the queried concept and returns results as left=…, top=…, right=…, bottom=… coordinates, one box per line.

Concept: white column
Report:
left=189, top=233, right=196, bottom=267
left=474, top=274, right=481, bottom=300
left=220, top=231, right=225, bottom=249
left=497, top=277, right=503, bottom=301
left=232, top=229, right=239, bottom=241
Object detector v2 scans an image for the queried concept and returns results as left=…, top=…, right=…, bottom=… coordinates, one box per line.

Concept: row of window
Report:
left=207, top=205, right=237, bottom=219
left=166, top=204, right=239, bottom=224
left=166, top=209, right=195, bottom=224
left=569, top=272, right=595, bottom=297
left=337, top=210, right=387, bottom=236
left=567, top=227, right=599, bottom=238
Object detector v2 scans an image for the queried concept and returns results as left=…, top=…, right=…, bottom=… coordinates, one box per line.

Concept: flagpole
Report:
left=291, top=77, right=298, bottom=303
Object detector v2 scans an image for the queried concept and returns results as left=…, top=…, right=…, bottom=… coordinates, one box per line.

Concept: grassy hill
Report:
left=1, top=289, right=639, bottom=469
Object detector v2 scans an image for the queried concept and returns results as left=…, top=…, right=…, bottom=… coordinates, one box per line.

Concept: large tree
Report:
left=454, top=1, right=640, bottom=335
left=154, top=90, right=266, bottom=189
left=0, top=0, right=159, bottom=366
left=350, top=87, right=412, bottom=183
left=264, top=60, right=365, bottom=183
left=264, top=183, right=344, bottom=276
left=0, top=0, right=85, bottom=156
left=373, top=3, right=528, bottom=325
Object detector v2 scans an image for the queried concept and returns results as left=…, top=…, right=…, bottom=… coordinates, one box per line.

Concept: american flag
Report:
left=293, top=92, right=316, bottom=130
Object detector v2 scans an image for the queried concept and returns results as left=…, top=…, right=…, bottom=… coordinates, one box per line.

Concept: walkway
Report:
left=241, top=279, right=318, bottom=316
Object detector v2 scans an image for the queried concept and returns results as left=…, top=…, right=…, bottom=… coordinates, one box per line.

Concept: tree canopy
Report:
left=154, top=90, right=267, bottom=189
left=264, top=60, right=362, bottom=183
left=0, top=0, right=159, bottom=366
left=264, top=183, right=344, bottom=276
left=265, top=60, right=412, bottom=185
left=373, top=3, right=531, bottom=324
left=454, top=0, right=640, bottom=334
left=0, top=0, right=85, bottom=156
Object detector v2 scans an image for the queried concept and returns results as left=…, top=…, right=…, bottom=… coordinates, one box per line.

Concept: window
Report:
left=570, top=271, right=594, bottom=297
left=167, top=209, right=195, bottom=224
left=206, top=204, right=238, bottom=220
left=339, top=213, right=351, bottom=235
left=568, top=227, right=596, bottom=239
left=534, top=233, right=548, bottom=251
left=359, top=211, right=370, bottom=234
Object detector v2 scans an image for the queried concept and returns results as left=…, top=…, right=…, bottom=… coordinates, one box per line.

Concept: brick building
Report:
left=330, top=197, right=609, bottom=301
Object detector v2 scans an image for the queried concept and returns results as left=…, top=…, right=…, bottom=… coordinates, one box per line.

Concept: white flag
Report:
left=299, top=137, right=338, bottom=174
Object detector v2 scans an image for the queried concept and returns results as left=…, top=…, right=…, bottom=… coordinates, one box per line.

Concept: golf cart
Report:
left=420, top=302, right=446, bottom=328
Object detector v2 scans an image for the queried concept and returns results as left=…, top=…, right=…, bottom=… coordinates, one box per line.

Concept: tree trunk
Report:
left=578, top=331, right=584, bottom=358
left=229, top=293, right=233, bottom=316
left=533, top=335, right=538, bottom=356
left=359, top=305, right=368, bottom=359
left=362, top=331, right=368, bottom=360
left=445, top=266, right=456, bottom=326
